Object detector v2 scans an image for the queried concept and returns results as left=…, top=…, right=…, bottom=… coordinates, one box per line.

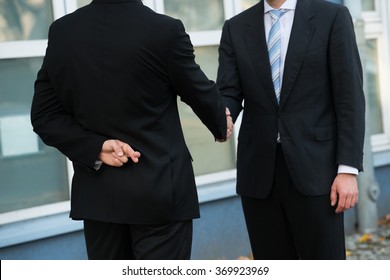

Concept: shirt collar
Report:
left=264, top=0, right=297, bottom=14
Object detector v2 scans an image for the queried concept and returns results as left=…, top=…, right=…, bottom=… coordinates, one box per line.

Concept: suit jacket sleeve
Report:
left=217, top=20, right=244, bottom=122
left=167, top=20, right=227, bottom=140
left=31, top=24, right=108, bottom=170
left=329, top=6, right=365, bottom=171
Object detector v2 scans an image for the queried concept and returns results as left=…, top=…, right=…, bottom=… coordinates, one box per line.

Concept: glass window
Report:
left=179, top=46, right=236, bottom=175
left=164, top=0, right=225, bottom=32
left=362, top=0, right=376, bottom=11
left=0, top=57, right=69, bottom=213
left=241, top=0, right=259, bottom=10
left=179, top=101, right=236, bottom=175
left=365, top=39, right=383, bottom=135
left=76, top=0, right=90, bottom=8
left=0, top=0, right=53, bottom=42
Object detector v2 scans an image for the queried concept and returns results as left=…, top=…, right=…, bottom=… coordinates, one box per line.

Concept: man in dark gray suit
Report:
left=31, top=0, right=232, bottom=260
left=217, top=0, right=365, bottom=259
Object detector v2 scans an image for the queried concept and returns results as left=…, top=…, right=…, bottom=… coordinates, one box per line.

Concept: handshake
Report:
left=217, top=107, right=234, bottom=143
left=99, top=107, right=233, bottom=167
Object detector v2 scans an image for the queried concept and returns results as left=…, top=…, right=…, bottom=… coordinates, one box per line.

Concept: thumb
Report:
left=122, top=144, right=141, bottom=163
left=225, top=107, right=231, bottom=116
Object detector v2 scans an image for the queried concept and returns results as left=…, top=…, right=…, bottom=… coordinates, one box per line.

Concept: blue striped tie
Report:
left=268, top=9, right=286, bottom=104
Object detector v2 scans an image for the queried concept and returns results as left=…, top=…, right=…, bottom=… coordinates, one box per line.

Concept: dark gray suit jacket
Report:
left=217, top=0, right=365, bottom=198
left=31, top=0, right=227, bottom=224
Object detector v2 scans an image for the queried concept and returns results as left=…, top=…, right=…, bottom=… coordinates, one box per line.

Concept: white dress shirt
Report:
left=263, top=0, right=358, bottom=175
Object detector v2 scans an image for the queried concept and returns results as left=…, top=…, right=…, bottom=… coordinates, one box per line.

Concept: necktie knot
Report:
left=269, top=9, right=287, bottom=21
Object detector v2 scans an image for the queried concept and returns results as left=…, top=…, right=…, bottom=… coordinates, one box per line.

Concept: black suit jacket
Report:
left=31, top=0, right=227, bottom=224
left=217, top=0, right=365, bottom=198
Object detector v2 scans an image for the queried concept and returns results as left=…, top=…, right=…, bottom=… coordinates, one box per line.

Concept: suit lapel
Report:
left=280, top=0, right=315, bottom=107
left=244, top=1, right=279, bottom=108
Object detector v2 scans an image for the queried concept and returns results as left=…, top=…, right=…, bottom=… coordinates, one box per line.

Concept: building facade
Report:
left=0, top=0, right=389, bottom=259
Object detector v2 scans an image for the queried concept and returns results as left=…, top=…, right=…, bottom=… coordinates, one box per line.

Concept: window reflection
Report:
left=366, top=39, right=383, bottom=135
left=241, top=0, right=259, bottom=10
left=77, top=0, right=90, bottom=8
left=0, top=0, right=53, bottom=42
left=179, top=46, right=236, bottom=176
left=0, top=57, right=69, bottom=213
left=362, top=0, right=375, bottom=11
left=164, top=0, right=224, bottom=32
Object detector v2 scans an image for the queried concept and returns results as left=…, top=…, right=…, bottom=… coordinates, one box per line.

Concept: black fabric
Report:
left=83, top=220, right=193, bottom=260
left=241, top=145, right=346, bottom=260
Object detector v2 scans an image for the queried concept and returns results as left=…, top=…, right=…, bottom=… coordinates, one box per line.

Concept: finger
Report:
left=130, top=151, right=141, bottom=163
left=350, top=195, right=356, bottom=209
left=113, top=157, right=124, bottom=167
left=350, top=189, right=358, bottom=208
left=110, top=140, right=123, bottom=157
left=335, top=193, right=346, bottom=213
left=112, top=152, right=129, bottom=164
left=228, top=124, right=233, bottom=132
left=351, top=191, right=359, bottom=208
left=225, top=116, right=233, bottom=140
left=122, top=144, right=141, bottom=163
left=342, top=189, right=354, bottom=209
left=330, top=187, right=337, bottom=207
left=344, top=194, right=353, bottom=210
left=121, top=143, right=133, bottom=157
left=226, top=127, right=231, bottom=139
left=227, top=116, right=233, bottom=128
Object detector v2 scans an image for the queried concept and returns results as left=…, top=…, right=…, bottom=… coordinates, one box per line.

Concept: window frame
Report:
left=0, top=1, right=72, bottom=226
left=362, top=0, right=390, bottom=158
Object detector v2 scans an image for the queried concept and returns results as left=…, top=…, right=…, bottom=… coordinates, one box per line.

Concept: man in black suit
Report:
left=217, top=0, right=365, bottom=259
left=31, top=0, right=232, bottom=260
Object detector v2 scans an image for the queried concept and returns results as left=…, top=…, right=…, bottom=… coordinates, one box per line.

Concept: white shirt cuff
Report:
left=94, top=160, right=103, bottom=171
left=338, top=165, right=358, bottom=175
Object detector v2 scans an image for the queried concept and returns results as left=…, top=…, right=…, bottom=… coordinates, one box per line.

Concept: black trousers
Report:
left=83, top=219, right=193, bottom=260
left=241, top=145, right=346, bottom=260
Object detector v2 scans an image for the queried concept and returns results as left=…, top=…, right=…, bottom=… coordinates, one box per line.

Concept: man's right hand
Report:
left=217, top=107, right=233, bottom=142
left=99, top=139, right=141, bottom=167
